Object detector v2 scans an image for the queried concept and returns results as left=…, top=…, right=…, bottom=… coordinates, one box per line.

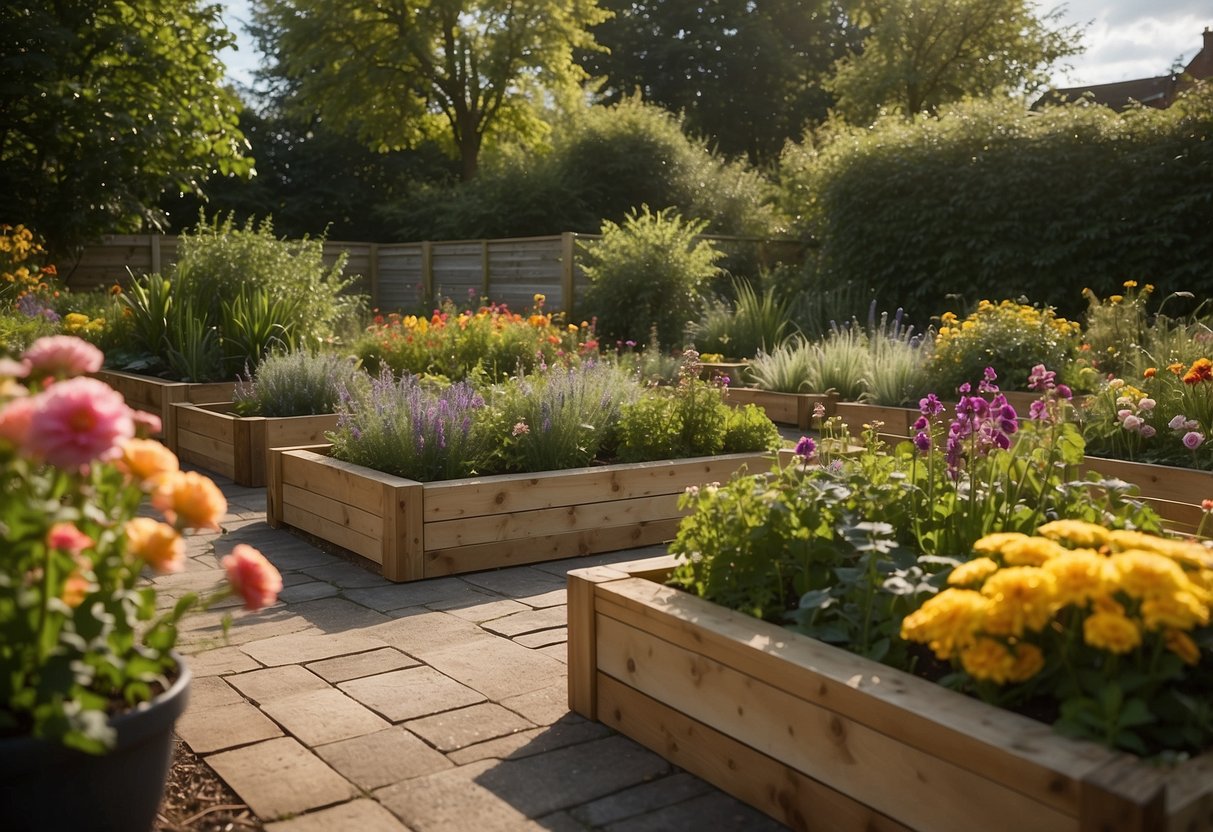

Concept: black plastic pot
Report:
left=0, top=660, right=192, bottom=832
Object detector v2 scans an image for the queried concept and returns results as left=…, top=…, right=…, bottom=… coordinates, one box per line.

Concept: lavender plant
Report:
left=328, top=369, right=489, bottom=481
left=234, top=351, right=370, bottom=417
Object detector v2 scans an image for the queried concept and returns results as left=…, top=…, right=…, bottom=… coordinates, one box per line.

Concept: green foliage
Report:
left=811, top=327, right=869, bottom=401
left=722, top=404, right=784, bottom=454
left=746, top=338, right=821, bottom=394
left=781, top=90, right=1213, bottom=320
left=0, top=310, right=58, bottom=355
left=393, top=98, right=783, bottom=240
left=617, top=350, right=777, bottom=461
left=582, top=0, right=853, bottom=164
left=477, top=363, right=642, bottom=474
left=864, top=308, right=934, bottom=407
left=234, top=351, right=370, bottom=418
left=0, top=0, right=251, bottom=252
left=826, top=0, right=1081, bottom=123
left=255, top=0, right=608, bottom=181
left=689, top=277, right=795, bottom=359
left=581, top=207, right=724, bottom=348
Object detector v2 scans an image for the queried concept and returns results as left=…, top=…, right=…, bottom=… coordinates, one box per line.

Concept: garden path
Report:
left=160, top=474, right=789, bottom=831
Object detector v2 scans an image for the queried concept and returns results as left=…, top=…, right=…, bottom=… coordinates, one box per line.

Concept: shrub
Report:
left=234, top=351, right=370, bottom=417
left=477, top=362, right=642, bottom=474
left=328, top=370, right=489, bottom=482
left=929, top=300, right=1080, bottom=394
left=781, top=89, right=1213, bottom=320
left=581, top=207, right=724, bottom=348
left=722, top=404, right=783, bottom=454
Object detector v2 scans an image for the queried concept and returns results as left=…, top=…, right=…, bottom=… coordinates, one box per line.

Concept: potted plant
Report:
left=567, top=371, right=1213, bottom=829
left=0, top=336, right=283, bottom=831
left=269, top=352, right=782, bottom=581
left=169, top=351, right=369, bottom=486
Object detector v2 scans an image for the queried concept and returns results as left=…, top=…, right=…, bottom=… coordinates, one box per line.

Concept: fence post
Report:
left=421, top=241, right=434, bottom=306
left=150, top=234, right=162, bottom=275
left=368, top=243, right=380, bottom=308
left=561, top=232, right=575, bottom=317
left=481, top=240, right=491, bottom=302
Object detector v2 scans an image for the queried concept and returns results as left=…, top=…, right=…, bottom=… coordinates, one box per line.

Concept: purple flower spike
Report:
left=913, top=431, right=931, bottom=452
left=1055, top=384, right=1072, bottom=400
left=919, top=393, right=944, bottom=416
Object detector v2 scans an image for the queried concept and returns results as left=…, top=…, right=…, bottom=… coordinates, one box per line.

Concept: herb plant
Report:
left=234, top=351, right=369, bottom=417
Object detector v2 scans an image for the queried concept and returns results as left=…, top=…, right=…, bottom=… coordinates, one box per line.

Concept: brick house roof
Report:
left=1035, top=27, right=1213, bottom=111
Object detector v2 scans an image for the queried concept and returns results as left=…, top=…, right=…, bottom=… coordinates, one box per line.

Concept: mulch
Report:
left=155, top=739, right=262, bottom=832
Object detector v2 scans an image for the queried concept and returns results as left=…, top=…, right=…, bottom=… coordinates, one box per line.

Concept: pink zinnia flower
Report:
left=0, top=397, right=35, bottom=448
left=46, top=522, right=93, bottom=556
left=0, top=357, right=29, bottom=379
left=1183, top=431, right=1205, bottom=450
left=22, top=336, right=103, bottom=381
left=131, top=410, right=163, bottom=438
left=222, top=544, right=283, bottom=611
left=25, top=377, right=135, bottom=469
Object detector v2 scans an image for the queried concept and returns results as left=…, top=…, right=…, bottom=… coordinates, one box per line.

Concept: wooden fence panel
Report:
left=374, top=244, right=425, bottom=311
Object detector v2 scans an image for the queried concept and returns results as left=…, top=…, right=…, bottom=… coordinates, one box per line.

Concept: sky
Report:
left=216, top=1, right=1212, bottom=92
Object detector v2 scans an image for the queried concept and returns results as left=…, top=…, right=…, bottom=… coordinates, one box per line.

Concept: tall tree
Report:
left=253, top=0, right=608, bottom=181
left=582, top=0, right=856, bottom=165
left=0, top=0, right=251, bottom=254
left=827, top=0, right=1082, bottom=124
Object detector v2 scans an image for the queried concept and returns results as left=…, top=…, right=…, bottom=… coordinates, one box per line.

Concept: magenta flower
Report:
left=25, top=377, right=135, bottom=469
left=794, top=436, right=817, bottom=459
left=1183, top=431, right=1205, bottom=450
left=47, top=522, right=94, bottom=556
left=918, top=393, right=945, bottom=417
left=22, top=336, right=103, bottom=381
left=1027, top=364, right=1056, bottom=391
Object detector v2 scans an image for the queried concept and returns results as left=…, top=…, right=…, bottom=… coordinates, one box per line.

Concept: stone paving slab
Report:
left=172, top=475, right=793, bottom=831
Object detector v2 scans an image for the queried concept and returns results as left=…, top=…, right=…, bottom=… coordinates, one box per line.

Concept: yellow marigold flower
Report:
left=124, top=517, right=185, bottom=574
left=960, top=637, right=1017, bottom=684
left=1043, top=549, right=1109, bottom=607
left=940, top=311, right=958, bottom=324
left=1092, top=594, right=1125, bottom=615
left=152, top=470, right=227, bottom=531
left=1083, top=611, right=1141, bottom=653
left=117, top=438, right=179, bottom=487
left=533, top=293, right=545, bottom=306
left=1168, top=362, right=1185, bottom=376
left=1001, top=537, right=1069, bottom=566
left=1036, top=520, right=1110, bottom=548
left=1123, top=280, right=1137, bottom=289
left=1111, top=550, right=1191, bottom=599
left=1110, top=295, right=1124, bottom=304
left=981, top=567, right=1057, bottom=636
left=1165, top=629, right=1200, bottom=665
left=947, top=557, right=999, bottom=587
left=900, top=589, right=988, bottom=660
left=1008, top=642, right=1045, bottom=682
left=972, top=532, right=1030, bottom=557
left=1140, top=591, right=1209, bottom=631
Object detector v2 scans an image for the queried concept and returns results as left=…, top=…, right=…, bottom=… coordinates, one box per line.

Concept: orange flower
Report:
left=152, top=470, right=226, bottom=531
left=117, top=438, right=179, bottom=487
left=1182, top=358, right=1212, bottom=385
left=61, top=568, right=91, bottom=608
left=1143, top=367, right=1156, bottom=379
left=125, top=517, right=185, bottom=573
left=1169, top=362, right=1186, bottom=376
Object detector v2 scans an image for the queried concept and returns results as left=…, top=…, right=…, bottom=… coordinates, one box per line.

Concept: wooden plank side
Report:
left=597, top=675, right=911, bottom=832
left=175, top=432, right=236, bottom=481
left=279, top=451, right=389, bottom=515
left=595, top=614, right=1075, bottom=832
left=422, top=492, right=683, bottom=550
left=420, top=453, right=770, bottom=521
left=262, top=414, right=339, bottom=451
left=281, top=502, right=381, bottom=563
left=423, top=518, right=683, bottom=577
left=724, top=388, right=800, bottom=424
left=382, top=481, right=424, bottom=583
left=1078, top=755, right=1167, bottom=832
left=172, top=403, right=239, bottom=444
left=1081, top=456, right=1213, bottom=506
left=593, top=569, right=1117, bottom=818
left=280, top=483, right=384, bottom=542
left=185, top=381, right=238, bottom=404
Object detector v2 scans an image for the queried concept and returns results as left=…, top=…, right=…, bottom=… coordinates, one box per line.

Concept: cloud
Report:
left=1051, top=3, right=1211, bottom=86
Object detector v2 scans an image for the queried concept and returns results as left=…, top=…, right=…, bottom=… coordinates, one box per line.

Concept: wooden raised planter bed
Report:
left=568, top=556, right=1213, bottom=832
left=1081, top=456, right=1213, bottom=535
left=95, top=370, right=236, bottom=443
left=267, top=446, right=772, bottom=582
left=168, top=402, right=338, bottom=487
left=723, top=388, right=835, bottom=430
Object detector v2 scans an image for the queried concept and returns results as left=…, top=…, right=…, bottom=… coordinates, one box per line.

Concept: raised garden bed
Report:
left=267, top=446, right=772, bottom=582
left=568, top=556, right=1213, bottom=832
left=168, top=402, right=338, bottom=487
left=1081, top=456, right=1213, bottom=535
left=95, top=370, right=236, bottom=442
left=723, top=388, right=835, bottom=430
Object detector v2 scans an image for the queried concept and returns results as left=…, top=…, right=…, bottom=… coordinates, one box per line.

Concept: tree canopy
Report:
left=827, top=0, right=1082, bottom=124
left=0, top=0, right=251, bottom=253
left=583, top=0, right=856, bottom=164
left=254, top=0, right=608, bottom=181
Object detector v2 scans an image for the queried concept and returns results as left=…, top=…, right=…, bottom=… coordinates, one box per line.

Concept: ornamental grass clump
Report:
left=930, top=299, right=1080, bottom=393
left=478, top=361, right=641, bottom=474
left=745, top=337, right=821, bottom=394
left=902, top=521, right=1213, bottom=755
left=234, top=350, right=370, bottom=417
left=328, top=369, right=489, bottom=482
left=0, top=336, right=282, bottom=753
